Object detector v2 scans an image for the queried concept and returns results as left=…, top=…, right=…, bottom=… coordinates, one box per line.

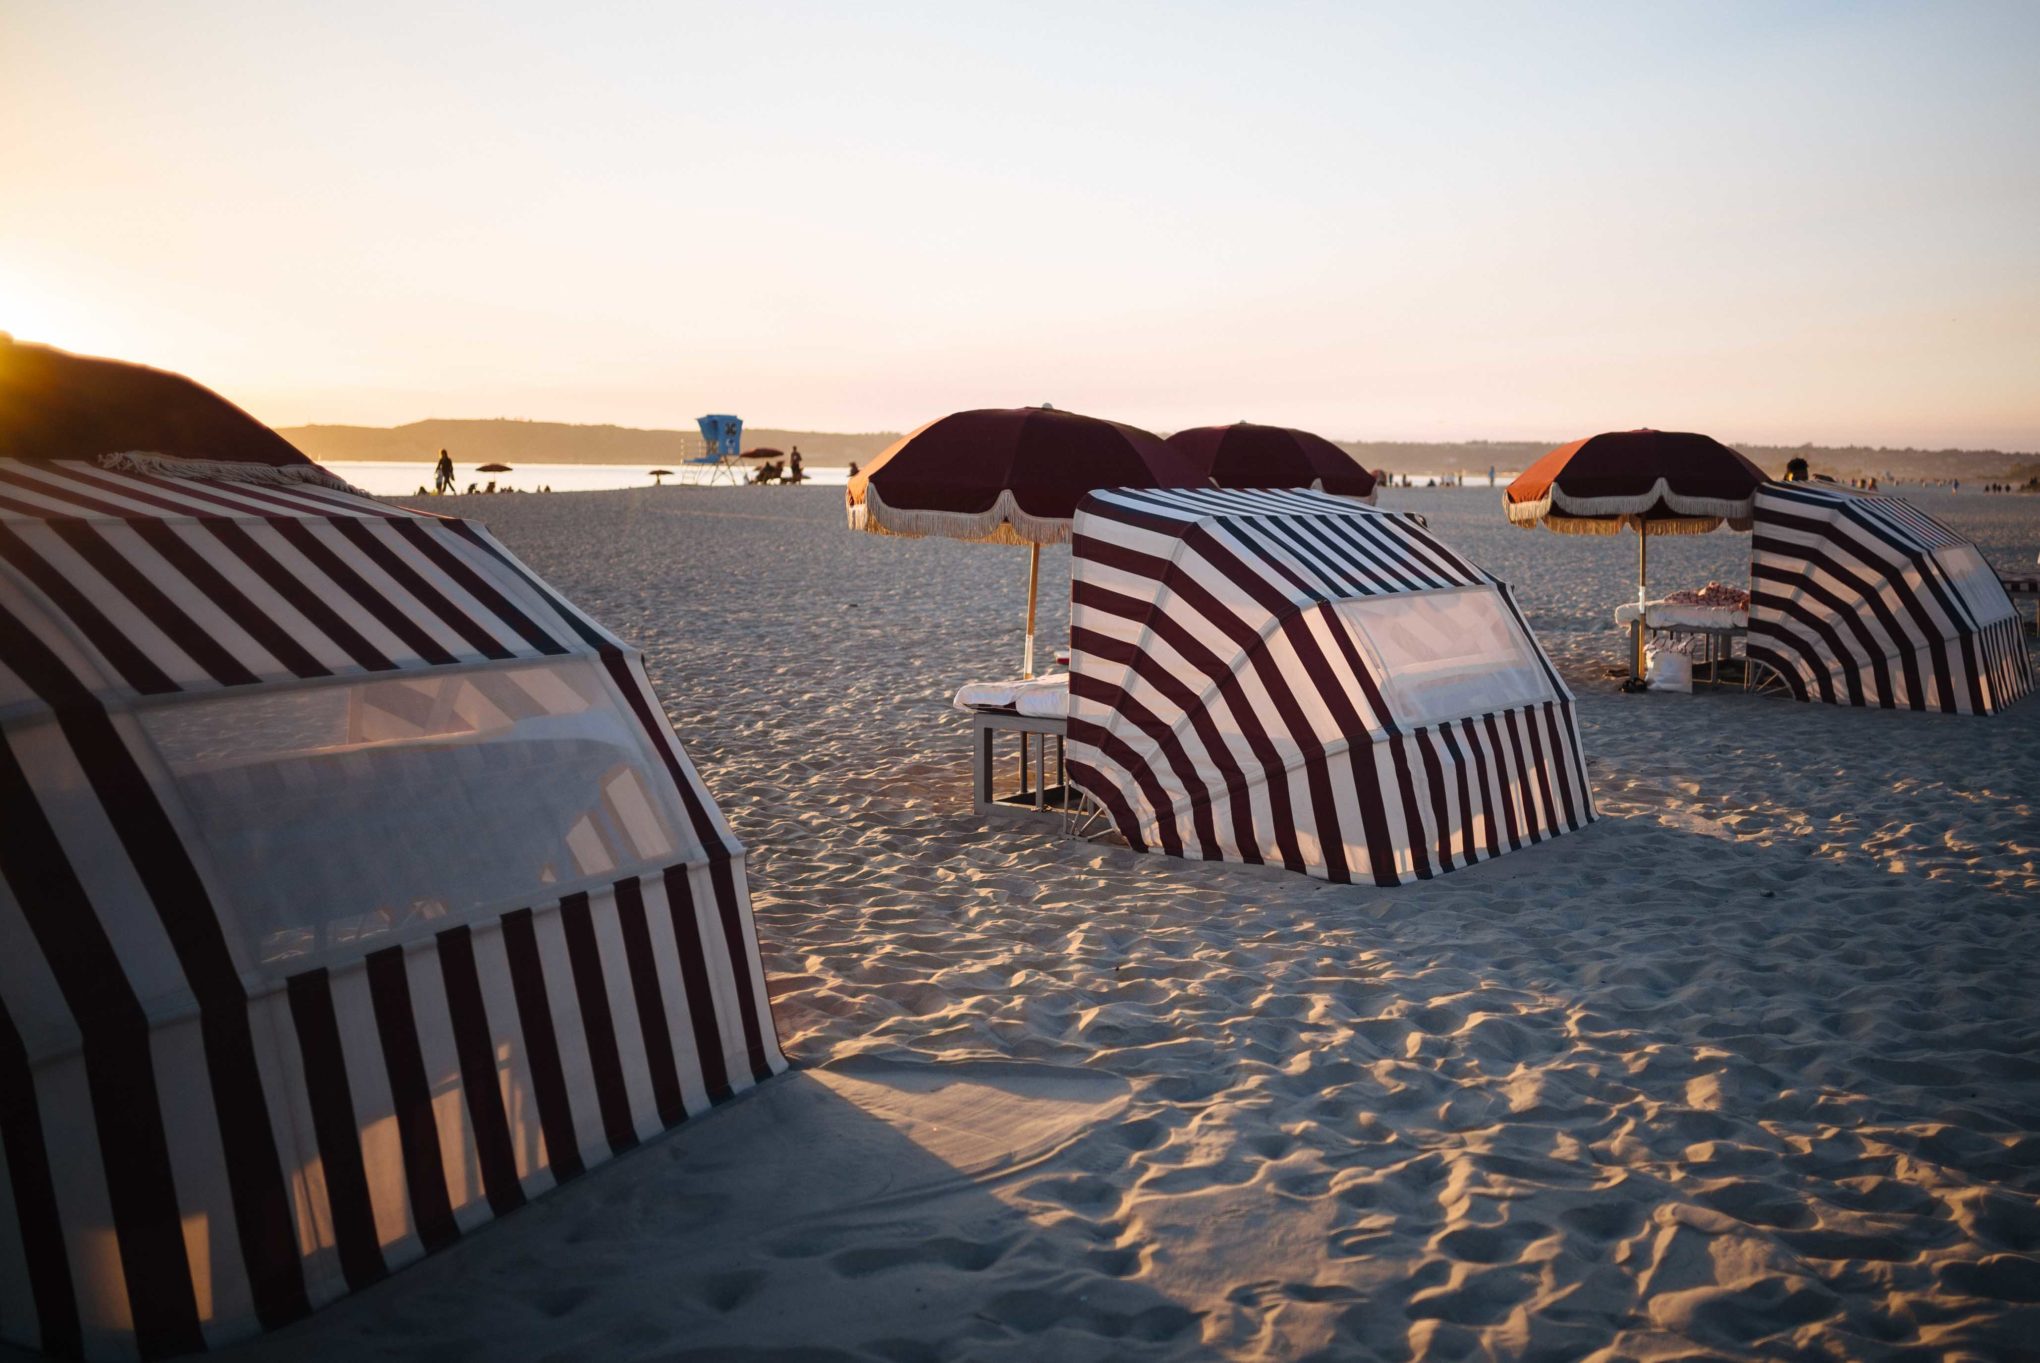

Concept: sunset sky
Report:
left=3, top=2, right=2036, bottom=448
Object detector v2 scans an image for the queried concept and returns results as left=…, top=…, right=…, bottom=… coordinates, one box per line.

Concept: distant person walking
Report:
left=433, top=449, right=455, bottom=494
left=788, top=446, right=805, bottom=484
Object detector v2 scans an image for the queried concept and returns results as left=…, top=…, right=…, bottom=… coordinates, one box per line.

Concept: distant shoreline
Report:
left=280, top=418, right=2039, bottom=482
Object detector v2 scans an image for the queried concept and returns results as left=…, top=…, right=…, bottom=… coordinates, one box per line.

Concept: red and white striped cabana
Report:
left=1067, top=488, right=1595, bottom=885
left=1748, top=482, right=2032, bottom=715
left=0, top=458, right=784, bottom=1357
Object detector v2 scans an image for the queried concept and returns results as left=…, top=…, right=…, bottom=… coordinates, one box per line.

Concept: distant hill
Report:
left=278, top=418, right=901, bottom=467
left=1332, top=439, right=2037, bottom=484
left=278, top=419, right=2035, bottom=483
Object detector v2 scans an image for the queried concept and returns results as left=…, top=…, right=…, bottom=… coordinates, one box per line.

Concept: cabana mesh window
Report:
left=138, top=661, right=694, bottom=965
left=1332, top=586, right=1556, bottom=729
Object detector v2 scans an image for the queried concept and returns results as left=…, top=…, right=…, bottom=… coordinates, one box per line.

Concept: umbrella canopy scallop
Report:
left=1167, top=422, right=1377, bottom=501
left=1506, top=428, right=1768, bottom=536
left=846, top=406, right=1204, bottom=546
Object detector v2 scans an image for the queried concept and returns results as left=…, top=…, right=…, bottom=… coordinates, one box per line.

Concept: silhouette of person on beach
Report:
left=788, top=446, right=805, bottom=484
left=434, top=449, right=455, bottom=494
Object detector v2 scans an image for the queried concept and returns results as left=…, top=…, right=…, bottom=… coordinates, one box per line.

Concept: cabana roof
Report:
left=1068, top=487, right=1594, bottom=885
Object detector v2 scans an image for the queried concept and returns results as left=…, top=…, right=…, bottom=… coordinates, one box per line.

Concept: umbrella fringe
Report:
left=848, top=484, right=1072, bottom=546
left=1506, top=479, right=1755, bottom=527
left=1523, top=512, right=1738, bottom=537
left=99, top=450, right=369, bottom=495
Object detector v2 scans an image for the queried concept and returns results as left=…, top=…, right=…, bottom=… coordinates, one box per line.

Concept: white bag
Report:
left=1645, top=645, right=1693, bottom=693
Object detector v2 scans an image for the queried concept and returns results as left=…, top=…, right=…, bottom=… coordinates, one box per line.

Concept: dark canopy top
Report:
left=1506, top=428, right=1768, bottom=535
left=846, top=405, right=1202, bottom=545
left=0, top=335, right=314, bottom=469
left=1166, top=423, right=1377, bottom=500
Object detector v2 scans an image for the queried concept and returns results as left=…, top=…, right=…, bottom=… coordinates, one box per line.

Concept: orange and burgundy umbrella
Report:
left=1506, top=428, right=1769, bottom=682
left=847, top=405, right=1204, bottom=675
left=1167, top=422, right=1377, bottom=501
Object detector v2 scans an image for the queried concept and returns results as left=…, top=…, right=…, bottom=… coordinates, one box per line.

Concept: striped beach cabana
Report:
left=1067, top=487, right=1594, bottom=885
left=1748, top=481, right=2033, bottom=715
left=0, top=459, right=784, bottom=1358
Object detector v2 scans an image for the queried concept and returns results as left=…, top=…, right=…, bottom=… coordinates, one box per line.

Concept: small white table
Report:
left=971, top=710, right=1071, bottom=820
left=1614, top=600, right=1749, bottom=688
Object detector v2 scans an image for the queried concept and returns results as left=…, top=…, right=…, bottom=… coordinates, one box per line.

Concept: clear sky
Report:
left=3, top=2, right=2036, bottom=448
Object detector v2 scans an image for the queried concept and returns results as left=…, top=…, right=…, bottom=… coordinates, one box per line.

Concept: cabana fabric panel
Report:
left=1748, top=482, right=2032, bottom=715
left=0, top=460, right=785, bottom=1358
left=1067, top=488, right=1595, bottom=885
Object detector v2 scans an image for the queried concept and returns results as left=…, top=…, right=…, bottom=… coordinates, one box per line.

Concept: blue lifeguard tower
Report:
left=692, top=413, right=744, bottom=484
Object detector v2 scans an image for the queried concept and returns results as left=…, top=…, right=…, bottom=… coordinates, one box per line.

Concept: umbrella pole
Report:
left=1023, top=542, right=1041, bottom=679
left=1633, top=522, right=1649, bottom=681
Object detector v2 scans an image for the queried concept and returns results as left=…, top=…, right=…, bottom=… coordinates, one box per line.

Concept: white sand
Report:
left=205, top=485, right=2039, bottom=1362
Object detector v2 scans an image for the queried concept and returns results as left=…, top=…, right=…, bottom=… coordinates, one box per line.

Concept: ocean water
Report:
left=327, top=460, right=852, bottom=496
left=329, top=460, right=1512, bottom=498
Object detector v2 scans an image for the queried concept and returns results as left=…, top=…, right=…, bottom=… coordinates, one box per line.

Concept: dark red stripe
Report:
left=387, top=521, right=566, bottom=656
left=0, top=602, right=311, bottom=1330
left=1501, top=710, right=1543, bottom=844
left=363, top=947, right=458, bottom=1253
left=1435, top=720, right=1480, bottom=862
left=611, top=878, right=687, bottom=1127
left=201, top=521, right=395, bottom=672
left=327, top=519, right=514, bottom=659
left=0, top=997, right=82, bottom=1359
left=1413, top=728, right=1456, bottom=873
left=284, top=970, right=388, bottom=1290
left=29, top=462, right=265, bottom=519
left=0, top=465, right=140, bottom=518
left=1480, top=714, right=1524, bottom=851
left=1751, top=532, right=1921, bottom=701
left=661, top=868, right=732, bottom=1102
left=48, top=519, right=260, bottom=687
left=269, top=520, right=459, bottom=666
left=1384, top=734, right=1432, bottom=880
left=128, top=520, right=329, bottom=679
left=1068, top=624, right=1219, bottom=855
left=0, top=521, right=179, bottom=694
left=1540, top=702, right=1582, bottom=829
left=708, top=859, right=776, bottom=1085
left=0, top=728, right=203, bottom=1357
left=1058, top=678, right=1187, bottom=859
left=1520, top=706, right=1560, bottom=838
left=434, top=927, right=528, bottom=1217
left=498, top=909, right=583, bottom=1182
left=1456, top=718, right=1503, bottom=859
left=556, top=893, right=639, bottom=1155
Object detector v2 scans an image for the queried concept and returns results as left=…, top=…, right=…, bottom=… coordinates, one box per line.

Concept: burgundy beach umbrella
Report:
left=1505, top=428, right=1770, bottom=683
left=0, top=333, right=352, bottom=488
left=847, top=405, right=1204, bottom=675
left=1167, top=422, right=1378, bottom=501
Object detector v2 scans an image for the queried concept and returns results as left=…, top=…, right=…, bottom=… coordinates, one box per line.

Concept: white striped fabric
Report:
left=0, top=460, right=784, bottom=1359
left=1068, top=488, right=1595, bottom=885
left=1748, top=483, right=2033, bottom=716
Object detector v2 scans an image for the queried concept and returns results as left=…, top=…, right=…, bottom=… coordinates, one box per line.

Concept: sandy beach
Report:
left=167, top=483, right=2040, bottom=1363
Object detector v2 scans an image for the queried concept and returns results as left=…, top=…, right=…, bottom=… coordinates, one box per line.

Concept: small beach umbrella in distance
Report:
left=475, top=462, right=512, bottom=474
left=847, top=405, right=1204, bottom=676
left=1505, top=428, right=1770, bottom=685
left=649, top=468, right=674, bottom=486
left=741, top=447, right=785, bottom=460
left=1167, top=422, right=1378, bottom=501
